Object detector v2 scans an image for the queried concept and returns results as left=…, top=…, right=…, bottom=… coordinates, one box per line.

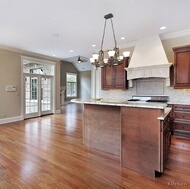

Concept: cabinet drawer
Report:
left=174, top=105, right=190, bottom=112
left=174, top=111, right=190, bottom=121
left=174, top=122, right=190, bottom=131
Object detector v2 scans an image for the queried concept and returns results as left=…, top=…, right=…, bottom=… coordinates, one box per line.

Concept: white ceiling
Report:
left=1, top=0, right=190, bottom=71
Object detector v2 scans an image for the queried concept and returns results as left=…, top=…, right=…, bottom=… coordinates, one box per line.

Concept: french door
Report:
left=24, top=74, right=53, bottom=119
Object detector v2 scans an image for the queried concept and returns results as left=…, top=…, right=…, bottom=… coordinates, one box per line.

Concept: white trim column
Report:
left=91, top=66, right=101, bottom=99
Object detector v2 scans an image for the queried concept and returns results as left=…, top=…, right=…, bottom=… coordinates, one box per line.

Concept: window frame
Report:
left=66, top=72, right=77, bottom=98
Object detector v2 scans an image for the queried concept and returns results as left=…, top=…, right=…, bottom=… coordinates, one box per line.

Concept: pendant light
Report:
left=90, top=13, right=130, bottom=68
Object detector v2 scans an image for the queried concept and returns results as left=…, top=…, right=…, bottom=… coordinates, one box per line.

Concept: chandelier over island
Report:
left=90, top=13, right=130, bottom=68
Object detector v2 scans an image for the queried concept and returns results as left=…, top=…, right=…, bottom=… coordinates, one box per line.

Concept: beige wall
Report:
left=79, top=71, right=91, bottom=99
left=162, top=35, right=190, bottom=63
left=0, top=49, right=21, bottom=118
left=60, top=61, right=79, bottom=101
left=0, top=48, right=60, bottom=121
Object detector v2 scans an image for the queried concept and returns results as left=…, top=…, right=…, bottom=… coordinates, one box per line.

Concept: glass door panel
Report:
left=25, top=76, right=39, bottom=118
left=41, top=77, right=52, bottom=114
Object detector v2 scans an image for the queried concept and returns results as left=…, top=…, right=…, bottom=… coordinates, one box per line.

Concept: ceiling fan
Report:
left=77, top=56, right=88, bottom=63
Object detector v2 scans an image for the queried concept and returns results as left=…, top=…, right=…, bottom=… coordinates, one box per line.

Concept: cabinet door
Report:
left=114, top=59, right=128, bottom=89
left=101, top=66, right=114, bottom=89
left=173, top=46, right=190, bottom=88
left=101, top=58, right=128, bottom=90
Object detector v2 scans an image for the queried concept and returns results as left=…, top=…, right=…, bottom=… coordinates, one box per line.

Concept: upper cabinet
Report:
left=101, top=58, right=129, bottom=90
left=173, top=45, right=190, bottom=89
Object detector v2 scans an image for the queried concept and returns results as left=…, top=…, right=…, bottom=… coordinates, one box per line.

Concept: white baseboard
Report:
left=55, top=109, right=61, bottom=114
left=0, top=115, right=24, bottom=124
left=60, top=101, right=72, bottom=105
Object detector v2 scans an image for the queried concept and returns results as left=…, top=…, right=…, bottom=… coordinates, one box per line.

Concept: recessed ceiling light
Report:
left=92, top=44, right=96, bottom=47
left=121, top=37, right=125, bottom=40
left=160, top=26, right=166, bottom=30
left=52, top=33, right=59, bottom=37
left=70, top=50, right=74, bottom=53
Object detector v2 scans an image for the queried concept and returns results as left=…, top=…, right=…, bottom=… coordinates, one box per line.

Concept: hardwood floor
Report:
left=0, top=103, right=190, bottom=189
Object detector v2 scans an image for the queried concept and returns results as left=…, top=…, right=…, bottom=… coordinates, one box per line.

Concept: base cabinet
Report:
left=170, top=104, right=190, bottom=138
left=160, top=115, right=171, bottom=172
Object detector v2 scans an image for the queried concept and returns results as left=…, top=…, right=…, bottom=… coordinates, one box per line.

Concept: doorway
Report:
left=22, top=56, right=55, bottom=119
left=24, top=74, right=53, bottom=119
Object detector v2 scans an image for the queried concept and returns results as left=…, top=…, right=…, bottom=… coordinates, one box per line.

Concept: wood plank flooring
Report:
left=0, top=103, right=190, bottom=189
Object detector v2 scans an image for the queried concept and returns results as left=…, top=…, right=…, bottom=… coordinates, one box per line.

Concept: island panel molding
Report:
left=83, top=104, right=121, bottom=155
left=121, top=107, right=162, bottom=177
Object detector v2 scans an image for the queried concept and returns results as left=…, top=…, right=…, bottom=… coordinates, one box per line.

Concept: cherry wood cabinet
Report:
left=170, top=104, right=190, bottom=138
left=101, top=58, right=129, bottom=89
left=160, top=114, right=171, bottom=171
left=173, top=45, right=190, bottom=89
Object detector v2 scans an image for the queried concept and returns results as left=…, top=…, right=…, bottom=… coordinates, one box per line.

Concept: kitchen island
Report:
left=72, top=99, right=171, bottom=177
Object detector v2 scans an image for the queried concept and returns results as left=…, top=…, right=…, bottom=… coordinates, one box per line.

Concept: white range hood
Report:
left=125, top=35, right=172, bottom=87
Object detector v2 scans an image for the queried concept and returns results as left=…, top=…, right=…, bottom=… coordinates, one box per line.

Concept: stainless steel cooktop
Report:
left=127, top=95, right=169, bottom=103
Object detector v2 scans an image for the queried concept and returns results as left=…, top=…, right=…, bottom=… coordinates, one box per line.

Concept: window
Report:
left=66, top=73, right=77, bottom=97
left=23, top=60, right=55, bottom=76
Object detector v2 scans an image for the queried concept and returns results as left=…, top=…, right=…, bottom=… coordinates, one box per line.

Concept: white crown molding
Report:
left=0, top=45, right=60, bottom=62
left=119, top=29, right=190, bottom=49
left=160, top=29, right=190, bottom=40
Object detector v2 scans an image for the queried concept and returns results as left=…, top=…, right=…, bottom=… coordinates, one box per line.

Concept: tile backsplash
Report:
left=136, top=79, right=164, bottom=95
left=100, top=78, right=190, bottom=103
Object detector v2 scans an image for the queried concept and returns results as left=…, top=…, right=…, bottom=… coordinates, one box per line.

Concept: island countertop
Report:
left=71, top=98, right=168, bottom=109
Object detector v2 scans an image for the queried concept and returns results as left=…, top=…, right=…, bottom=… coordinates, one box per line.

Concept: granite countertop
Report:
left=157, top=107, right=172, bottom=120
left=71, top=98, right=168, bottom=109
